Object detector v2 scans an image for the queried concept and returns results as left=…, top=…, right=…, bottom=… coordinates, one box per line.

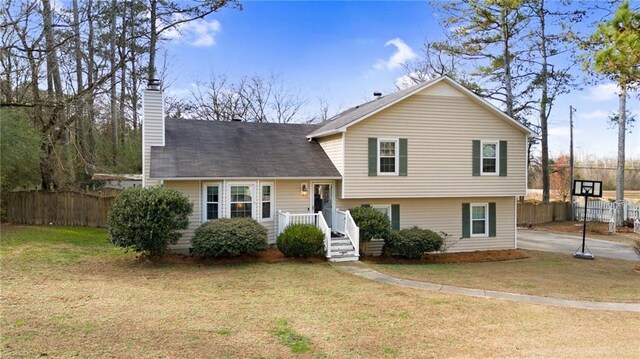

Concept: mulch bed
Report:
left=156, top=247, right=530, bottom=265
left=158, top=246, right=325, bottom=265
left=363, top=249, right=530, bottom=264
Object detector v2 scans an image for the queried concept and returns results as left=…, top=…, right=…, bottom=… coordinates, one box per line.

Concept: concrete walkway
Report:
left=518, top=229, right=639, bottom=261
left=333, top=262, right=640, bottom=313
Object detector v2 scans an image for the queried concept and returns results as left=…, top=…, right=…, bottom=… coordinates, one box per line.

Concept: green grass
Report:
left=367, top=250, right=640, bottom=302
left=271, top=318, right=313, bottom=354
left=1, top=225, right=126, bottom=265
left=2, top=225, right=640, bottom=358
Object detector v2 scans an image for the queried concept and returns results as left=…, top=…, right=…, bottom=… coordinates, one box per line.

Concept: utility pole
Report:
left=569, top=106, right=576, bottom=221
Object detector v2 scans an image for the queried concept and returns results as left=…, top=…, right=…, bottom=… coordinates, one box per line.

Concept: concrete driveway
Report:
left=518, top=229, right=639, bottom=262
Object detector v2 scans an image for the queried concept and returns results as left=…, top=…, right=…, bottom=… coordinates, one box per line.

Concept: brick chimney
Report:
left=142, top=79, right=164, bottom=187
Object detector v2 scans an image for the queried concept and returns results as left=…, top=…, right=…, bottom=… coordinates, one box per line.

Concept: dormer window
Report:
left=378, top=139, right=398, bottom=175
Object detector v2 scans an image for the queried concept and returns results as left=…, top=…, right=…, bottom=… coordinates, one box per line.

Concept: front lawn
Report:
left=2, top=225, right=640, bottom=358
left=367, top=250, right=640, bottom=303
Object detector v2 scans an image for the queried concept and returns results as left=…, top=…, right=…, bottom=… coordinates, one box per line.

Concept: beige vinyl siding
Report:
left=336, top=196, right=516, bottom=252
left=343, top=85, right=527, bottom=198
left=318, top=133, right=344, bottom=175
left=142, top=90, right=164, bottom=187
left=275, top=180, right=311, bottom=214
left=163, top=179, right=314, bottom=246
left=164, top=180, right=200, bottom=249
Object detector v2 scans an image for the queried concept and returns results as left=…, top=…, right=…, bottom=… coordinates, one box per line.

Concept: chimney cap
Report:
left=147, top=79, right=161, bottom=91
left=373, top=91, right=382, bottom=98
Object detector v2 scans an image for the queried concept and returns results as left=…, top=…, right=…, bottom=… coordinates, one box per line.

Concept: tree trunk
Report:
left=110, top=0, right=118, bottom=162
left=539, top=1, right=550, bottom=204
left=72, top=0, right=88, bottom=172
left=41, top=0, right=64, bottom=188
left=616, top=85, right=626, bottom=225
left=86, top=0, right=96, bottom=167
left=148, top=0, right=157, bottom=82
left=119, top=1, right=127, bottom=145
left=501, top=6, right=514, bottom=118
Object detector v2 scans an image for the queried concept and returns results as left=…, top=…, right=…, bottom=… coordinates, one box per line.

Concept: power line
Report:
left=572, top=166, right=640, bottom=171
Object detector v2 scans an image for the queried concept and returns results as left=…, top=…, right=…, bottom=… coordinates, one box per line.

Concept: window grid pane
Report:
left=380, top=157, right=396, bottom=173
left=483, top=159, right=496, bottom=173
left=262, top=202, right=271, bottom=219
left=262, top=186, right=271, bottom=201
left=472, top=206, right=486, bottom=220
left=206, top=186, right=219, bottom=220
left=230, top=203, right=252, bottom=218
left=482, top=144, right=496, bottom=158
left=207, top=203, right=218, bottom=220
left=207, top=186, right=218, bottom=203
left=379, top=141, right=396, bottom=157
left=482, top=143, right=497, bottom=173
left=472, top=220, right=486, bottom=234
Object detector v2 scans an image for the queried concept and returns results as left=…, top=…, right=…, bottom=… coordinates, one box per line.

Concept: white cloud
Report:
left=161, top=14, right=221, bottom=47
left=579, top=109, right=610, bottom=121
left=548, top=126, right=570, bottom=138
left=374, top=38, right=417, bottom=71
left=583, top=83, right=619, bottom=102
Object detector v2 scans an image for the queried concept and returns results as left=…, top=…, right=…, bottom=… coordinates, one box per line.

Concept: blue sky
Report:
left=161, top=1, right=640, bottom=160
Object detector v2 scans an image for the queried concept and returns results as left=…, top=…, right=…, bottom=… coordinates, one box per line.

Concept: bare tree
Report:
left=186, top=73, right=309, bottom=123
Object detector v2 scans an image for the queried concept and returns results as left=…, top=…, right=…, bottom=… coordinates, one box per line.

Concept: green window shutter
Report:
left=472, top=140, right=480, bottom=176
left=499, top=140, right=507, bottom=176
left=368, top=138, right=378, bottom=176
left=391, top=204, right=400, bottom=231
left=399, top=138, right=408, bottom=176
left=489, top=202, right=497, bottom=237
left=462, top=203, right=470, bottom=238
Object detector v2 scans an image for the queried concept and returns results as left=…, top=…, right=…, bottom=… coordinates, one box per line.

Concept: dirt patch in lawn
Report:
left=365, top=249, right=529, bottom=264
left=529, top=221, right=639, bottom=245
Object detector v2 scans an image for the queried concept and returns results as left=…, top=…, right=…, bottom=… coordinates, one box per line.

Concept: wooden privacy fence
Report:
left=5, top=190, right=120, bottom=227
left=517, top=202, right=570, bottom=226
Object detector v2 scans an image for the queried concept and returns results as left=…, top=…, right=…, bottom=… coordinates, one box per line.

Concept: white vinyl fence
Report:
left=573, top=200, right=640, bottom=222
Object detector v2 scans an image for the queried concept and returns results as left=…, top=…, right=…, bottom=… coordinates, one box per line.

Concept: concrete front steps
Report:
left=328, top=236, right=359, bottom=262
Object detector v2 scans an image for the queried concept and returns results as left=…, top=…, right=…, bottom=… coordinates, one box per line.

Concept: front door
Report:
left=312, top=183, right=333, bottom=228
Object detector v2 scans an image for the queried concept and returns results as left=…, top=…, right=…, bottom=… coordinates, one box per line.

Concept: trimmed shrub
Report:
left=276, top=224, right=325, bottom=258
left=348, top=206, right=390, bottom=241
left=193, top=218, right=267, bottom=257
left=107, top=187, right=193, bottom=258
left=384, top=227, right=444, bottom=259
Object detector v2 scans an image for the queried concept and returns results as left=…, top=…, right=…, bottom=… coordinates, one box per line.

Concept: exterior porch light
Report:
left=301, top=183, right=308, bottom=196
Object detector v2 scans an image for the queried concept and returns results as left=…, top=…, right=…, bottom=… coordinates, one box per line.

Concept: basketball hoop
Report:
left=572, top=180, right=602, bottom=260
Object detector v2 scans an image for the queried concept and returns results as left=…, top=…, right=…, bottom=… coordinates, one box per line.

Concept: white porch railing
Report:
left=277, top=210, right=332, bottom=258
left=317, top=212, right=332, bottom=258
left=335, top=209, right=360, bottom=256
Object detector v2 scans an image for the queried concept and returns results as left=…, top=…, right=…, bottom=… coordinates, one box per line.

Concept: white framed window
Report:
left=372, top=204, right=392, bottom=220
left=481, top=141, right=499, bottom=175
left=202, top=182, right=221, bottom=221
left=470, top=203, right=489, bottom=237
left=378, top=138, right=398, bottom=175
left=260, top=183, right=274, bottom=221
left=227, top=183, right=255, bottom=218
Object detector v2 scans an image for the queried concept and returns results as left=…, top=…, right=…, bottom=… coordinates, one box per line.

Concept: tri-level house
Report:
left=143, top=76, right=533, bottom=261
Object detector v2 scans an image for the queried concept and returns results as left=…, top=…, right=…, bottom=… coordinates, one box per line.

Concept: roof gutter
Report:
left=150, top=176, right=344, bottom=181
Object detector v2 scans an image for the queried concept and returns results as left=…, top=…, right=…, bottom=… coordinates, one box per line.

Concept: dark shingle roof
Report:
left=150, top=120, right=342, bottom=179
